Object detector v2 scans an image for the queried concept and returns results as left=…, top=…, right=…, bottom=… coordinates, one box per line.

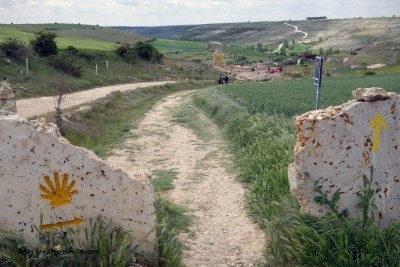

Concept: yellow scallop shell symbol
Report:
left=39, top=172, right=78, bottom=207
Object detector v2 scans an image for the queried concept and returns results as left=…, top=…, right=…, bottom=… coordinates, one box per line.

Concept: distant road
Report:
left=284, top=22, right=308, bottom=38
left=16, top=81, right=175, bottom=118
left=273, top=43, right=284, bottom=53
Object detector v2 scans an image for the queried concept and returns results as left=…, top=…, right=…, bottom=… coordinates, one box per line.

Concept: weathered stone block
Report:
left=289, top=88, right=400, bottom=227
left=0, top=81, right=15, bottom=100
left=0, top=115, right=156, bottom=256
left=0, top=81, right=16, bottom=113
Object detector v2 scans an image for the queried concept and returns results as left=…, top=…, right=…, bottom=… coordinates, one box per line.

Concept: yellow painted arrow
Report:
left=40, top=217, right=84, bottom=230
left=369, top=113, right=388, bottom=152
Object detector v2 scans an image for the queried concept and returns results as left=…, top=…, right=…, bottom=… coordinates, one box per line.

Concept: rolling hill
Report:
left=0, top=23, right=147, bottom=51
left=116, top=17, right=400, bottom=51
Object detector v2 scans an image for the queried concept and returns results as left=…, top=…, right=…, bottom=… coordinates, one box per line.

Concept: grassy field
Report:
left=216, top=74, right=400, bottom=117
left=151, top=39, right=206, bottom=54
left=194, top=74, right=400, bottom=266
left=0, top=23, right=145, bottom=51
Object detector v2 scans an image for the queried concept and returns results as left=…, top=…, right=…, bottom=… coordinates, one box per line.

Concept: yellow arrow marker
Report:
left=40, top=217, right=84, bottom=231
left=369, top=113, right=388, bottom=152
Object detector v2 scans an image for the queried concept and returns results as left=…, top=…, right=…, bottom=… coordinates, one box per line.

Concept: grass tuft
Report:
left=0, top=216, right=139, bottom=266
left=152, top=169, right=179, bottom=192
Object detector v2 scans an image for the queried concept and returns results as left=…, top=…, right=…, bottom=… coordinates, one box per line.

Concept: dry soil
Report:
left=107, top=91, right=265, bottom=267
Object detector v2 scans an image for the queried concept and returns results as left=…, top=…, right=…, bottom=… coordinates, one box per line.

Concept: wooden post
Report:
left=25, top=58, right=29, bottom=77
left=95, top=64, right=98, bottom=76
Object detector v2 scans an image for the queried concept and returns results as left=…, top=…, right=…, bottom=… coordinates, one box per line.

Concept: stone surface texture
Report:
left=0, top=81, right=16, bottom=113
left=289, top=88, right=400, bottom=227
left=352, top=87, right=390, bottom=102
left=0, top=115, right=156, bottom=255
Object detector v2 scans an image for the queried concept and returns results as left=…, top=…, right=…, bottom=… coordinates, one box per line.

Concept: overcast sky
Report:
left=0, top=0, right=399, bottom=26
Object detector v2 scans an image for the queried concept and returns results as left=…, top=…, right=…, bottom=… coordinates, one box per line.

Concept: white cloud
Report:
left=0, top=0, right=398, bottom=26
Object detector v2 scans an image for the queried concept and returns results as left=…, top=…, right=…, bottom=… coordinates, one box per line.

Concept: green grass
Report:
left=0, top=23, right=219, bottom=98
left=152, top=169, right=179, bottom=192
left=151, top=39, right=206, bottom=54
left=173, top=101, right=212, bottom=141
left=62, top=80, right=212, bottom=158
left=213, top=74, right=400, bottom=117
left=0, top=48, right=217, bottom=98
left=194, top=75, right=400, bottom=266
left=0, top=216, right=139, bottom=266
left=0, top=25, right=115, bottom=51
left=156, top=197, right=192, bottom=267
left=56, top=36, right=115, bottom=51
left=0, top=23, right=144, bottom=51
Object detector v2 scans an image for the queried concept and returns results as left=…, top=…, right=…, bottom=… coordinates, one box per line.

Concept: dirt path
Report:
left=273, top=43, right=283, bottom=53
left=284, top=22, right=308, bottom=38
left=107, top=91, right=265, bottom=266
left=16, top=81, right=174, bottom=118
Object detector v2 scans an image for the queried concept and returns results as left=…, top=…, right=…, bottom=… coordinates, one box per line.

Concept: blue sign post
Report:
left=314, top=57, right=323, bottom=109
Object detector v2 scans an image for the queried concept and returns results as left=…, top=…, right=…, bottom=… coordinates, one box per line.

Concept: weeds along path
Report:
left=106, top=91, right=265, bottom=266
left=16, top=81, right=174, bottom=118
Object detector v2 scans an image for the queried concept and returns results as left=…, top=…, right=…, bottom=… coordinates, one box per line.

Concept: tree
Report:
left=283, top=40, right=289, bottom=48
left=0, top=38, right=30, bottom=59
left=280, top=46, right=287, bottom=56
left=319, top=47, right=324, bottom=56
left=30, top=31, right=58, bottom=56
left=257, top=43, right=264, bottom=52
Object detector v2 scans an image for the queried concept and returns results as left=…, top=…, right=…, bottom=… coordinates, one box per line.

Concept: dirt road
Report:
left=16, top=81, right=175, bottom=118
left=107, top=91, right=265, bottom=266
left=284, top=22, right=308, bottom=38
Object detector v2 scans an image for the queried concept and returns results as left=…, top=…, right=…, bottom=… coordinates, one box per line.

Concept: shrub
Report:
left=115, top=43, right=131, bottom=58
left=134, top=41, right=163, bottom=61
left=0, top=38, right=30, bottom=59
left=364, top=70, right=376, bottom=75
left=115, top=42, right=163, bottom=62
left=30, top=31, right=58, bottom=57
left=77, top=51, right=94, bottom=60
left=49, top=53, right=82, bottom=77
left=65, top=45, right=79, bottom=55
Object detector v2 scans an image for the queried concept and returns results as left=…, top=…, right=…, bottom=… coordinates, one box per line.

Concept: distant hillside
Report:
left=114, top=25, right=197, bottom=39
left=0, top=23, right=148, bottom=50
left=117, top=17, right=400, bottom=51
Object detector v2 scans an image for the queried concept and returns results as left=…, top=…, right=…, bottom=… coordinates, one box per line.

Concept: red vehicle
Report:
left=268, top=66, right=283, bottom=74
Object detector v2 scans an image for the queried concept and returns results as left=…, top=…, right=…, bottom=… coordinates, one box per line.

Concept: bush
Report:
left=115, top=43, right=132, bottom=58
left=30, top=31, right=58, bottom=57
left=65, top=45, right=79, bottom=55
left=364, top=71, right=376, bottom=75
left=77, top=51, right=95, bottom=60
left=115, top=42, right=163, bottom=62
left=49, top=53, right=82, bottom=77
left=0, top=38, right=30, bottom=59
left=134, top=41, right=163, bottom=61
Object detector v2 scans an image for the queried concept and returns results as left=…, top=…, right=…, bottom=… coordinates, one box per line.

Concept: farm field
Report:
left=194, top=74, right=400, bottom=265
left=0, top=23, right=145, bottom=51
left=150, top=38, right=206, bottom=54
left=217, top=74, right=400, bottom=117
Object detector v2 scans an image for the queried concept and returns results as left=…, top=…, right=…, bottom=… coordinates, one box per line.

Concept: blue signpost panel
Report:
left=314, top=57, right=323, bottom=86
left=314, top=57, right=324, bottom=109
